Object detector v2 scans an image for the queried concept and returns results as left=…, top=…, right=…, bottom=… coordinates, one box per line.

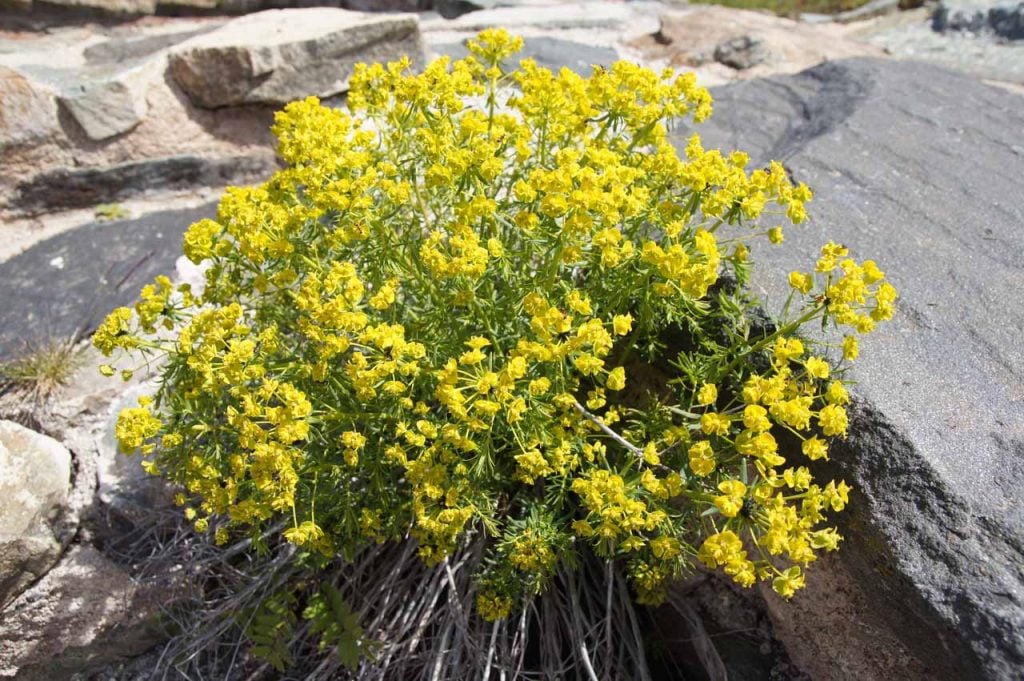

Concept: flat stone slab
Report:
left=168, top=8, right=426, bottom=108
left=673, top=57, right=1024, bottom=680
left=0, top=203, right=215, bottom=362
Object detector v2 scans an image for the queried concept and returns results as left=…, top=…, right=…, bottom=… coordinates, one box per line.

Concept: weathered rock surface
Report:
left=677, top=57, right=1024, bottom=681
left=169, top=9, right=425, bottom=108
left=0, top=421, right=73, bottom=607
left=713, top=35, right=769, bottom=70
left=633, top=8, right=881, bottom=82
left=933, top=0, right=1024, bottom=39
left=0, top=545, right=164, bottom=679
left=0, top=66, right=60, bottom=150
left=0, top=203, right=216, bottom=361
left=13, top=153, right=273, bottom=213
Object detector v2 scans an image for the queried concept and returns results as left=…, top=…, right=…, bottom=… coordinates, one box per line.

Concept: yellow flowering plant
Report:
left=95, top=29, right=895, bottom=677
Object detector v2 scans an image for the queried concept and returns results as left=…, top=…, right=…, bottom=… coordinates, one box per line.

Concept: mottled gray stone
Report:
left=933, top=0, right=1024, bottom=39
left=713, top=35, right=769, bottom=70
left=674, top=57, right=1024, bottom=681
left=0, top=203, right=216, bottom=363
left=168, top=8, right=425, bottom=108
left=432, top=36, right=617, bottom=74
left=0, top=421, right=73, bottom=607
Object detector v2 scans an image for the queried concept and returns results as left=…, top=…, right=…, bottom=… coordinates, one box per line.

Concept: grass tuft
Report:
left=0, top=337, right=86, bottom=405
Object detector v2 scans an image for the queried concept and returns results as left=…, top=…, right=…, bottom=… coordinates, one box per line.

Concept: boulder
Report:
left=933, top=0, right=1024, bottom=39
left=0, top=545, right=164, bottom=678
left=0, top=66, right=60, bottom=150
left=168, top=8, right=425, bottom=109
left=713, top=35, right=769, bottom=70
left=59, top=61, right=161, bottom=141
left=674, top=57, right=1024, bottom=681
left=0, top=420, right=73, bottom=607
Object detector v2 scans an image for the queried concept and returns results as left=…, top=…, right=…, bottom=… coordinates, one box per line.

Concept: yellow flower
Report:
left=788, top=271, right=813, bottom=295
left=606, top=366, right=626, bottom=391
left=818, top=404, right=848, bottom=437
left=700, top=412, right=731, bottom=436
left=804, top=356, right=830, bottom=380
left=697, top=383, right=718, bottom=406
left=688, top=441, right=716, bottom=476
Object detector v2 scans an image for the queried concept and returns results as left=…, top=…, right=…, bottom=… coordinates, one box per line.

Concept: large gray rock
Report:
left=0, top=421, right=73, bottom=607
left=168, top=8, right=425, bottom=109
left=676, top=57, right=1024, bottom=681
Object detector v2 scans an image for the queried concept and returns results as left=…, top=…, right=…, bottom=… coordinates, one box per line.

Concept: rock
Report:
left=0, top=421, right=73, bottom=607
left=634, top=8, right=879, bottom=79
left=932, top=1, right=991, bottom=32
left=833, top=0, right=900, bottom=23
left=0, top=203, right=217, bottom=362
left=0, top=66, right=60, bottom=150
left=0, top=545, right=164, bottom=678
left=344, top=0, right=429, bottom=12
left=676, top=57, right=1024, bottom=681
left=31, top=0, right=157, bottom=16
left=423, top=1, right=633, bottom=32
left=989, top=1, right=1024, bottom=39
left=168, top=9, right=425, bottom=109
left=13, top=153, right=274, bottom=214
left=56, top=58, right=163, bottom=141
left=431, top=36, right=617, bottom=75
left=933, top=0, right=1024, bottom=39
left=97, top=383, right=174, bottom=524
left=713, top=35, right=769, bottom=70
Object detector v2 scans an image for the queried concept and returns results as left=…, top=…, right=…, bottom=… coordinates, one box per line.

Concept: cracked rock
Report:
left=676, top=57, right=1024, bottom=681
left=169, top=8, right=426, bottom=109
left=0, top=420, right=73, bottom=607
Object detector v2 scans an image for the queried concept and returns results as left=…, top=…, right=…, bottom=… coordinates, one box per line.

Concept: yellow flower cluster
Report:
left=95, top=29, right=896, bottom=619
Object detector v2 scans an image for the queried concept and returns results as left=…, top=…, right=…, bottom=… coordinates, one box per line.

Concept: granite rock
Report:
left=0, top=421, right=73, bottom=607
left=168, top=8, right=425, bottom=108
left=675, top=57, right=1024, bottom=681
left=0, top=66, right=60, bottom=150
